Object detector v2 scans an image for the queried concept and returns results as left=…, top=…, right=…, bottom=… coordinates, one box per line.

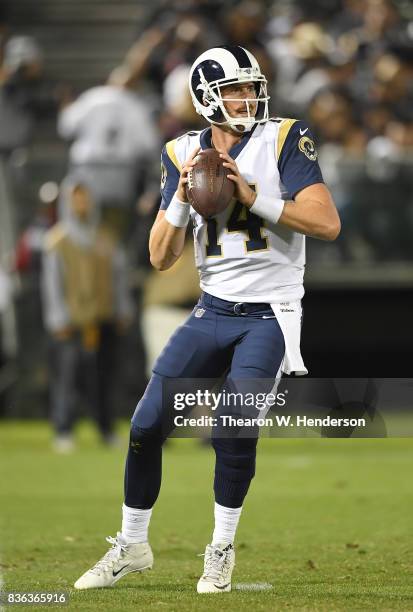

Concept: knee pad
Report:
left=212, top=437, right=258, bottom=482
left=129, top=424, right=163, bottom=455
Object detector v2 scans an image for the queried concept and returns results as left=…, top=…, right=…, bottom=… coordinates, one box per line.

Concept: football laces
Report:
left=187, top=168, right=194, bottom=189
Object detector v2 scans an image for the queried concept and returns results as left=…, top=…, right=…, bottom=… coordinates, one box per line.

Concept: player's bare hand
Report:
left=176, top=146, right=201, bottom=202
left=218, top=151, right=257, bottom=208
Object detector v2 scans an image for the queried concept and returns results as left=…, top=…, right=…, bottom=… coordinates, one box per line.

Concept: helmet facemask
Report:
left=194, top=67, right=269, bottom=133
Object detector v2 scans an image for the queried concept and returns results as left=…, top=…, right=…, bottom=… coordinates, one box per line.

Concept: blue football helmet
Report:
left=189, top=45, right=269, bottom=133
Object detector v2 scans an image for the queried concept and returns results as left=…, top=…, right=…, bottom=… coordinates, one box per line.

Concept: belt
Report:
left=199, top=292, right=272, bottom=316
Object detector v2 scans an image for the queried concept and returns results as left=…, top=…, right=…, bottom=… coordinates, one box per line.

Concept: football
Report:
left=186, top=148, right=235, bottom=218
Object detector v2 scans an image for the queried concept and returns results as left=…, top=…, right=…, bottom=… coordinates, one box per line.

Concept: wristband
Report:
left=164, top=194, right=190, bottom=228
left=250, top=194, right=285, bottom=224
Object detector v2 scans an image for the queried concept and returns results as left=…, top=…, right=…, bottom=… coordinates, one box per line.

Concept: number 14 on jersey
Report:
left=205, top=197, right=269, bottom=257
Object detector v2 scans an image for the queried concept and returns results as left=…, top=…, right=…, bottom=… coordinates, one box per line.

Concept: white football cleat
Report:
left=74, top=533, right=153, bottom=590
left=197, top=542, right=235, bottom=593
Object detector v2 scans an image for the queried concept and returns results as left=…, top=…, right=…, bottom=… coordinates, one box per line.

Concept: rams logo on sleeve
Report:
left=160, top=160, right=167, bottom=189
left=298, top=136, right=318, bottom=161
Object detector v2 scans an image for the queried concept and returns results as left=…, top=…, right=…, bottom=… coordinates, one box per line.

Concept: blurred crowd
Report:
left=2, top=0, right=412, bottom=256
left=0, top=0, right=412, bottom=443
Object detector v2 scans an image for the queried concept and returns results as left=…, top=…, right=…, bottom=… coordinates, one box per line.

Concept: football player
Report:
left=75, top=45, right=340, bottom=593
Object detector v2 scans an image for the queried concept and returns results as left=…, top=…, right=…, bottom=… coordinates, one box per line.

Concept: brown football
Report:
left=186, top=148, right=235, bottom=218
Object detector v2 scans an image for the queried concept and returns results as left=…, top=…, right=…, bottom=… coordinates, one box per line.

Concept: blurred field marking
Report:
left=234, top=583, right=273, bottom=591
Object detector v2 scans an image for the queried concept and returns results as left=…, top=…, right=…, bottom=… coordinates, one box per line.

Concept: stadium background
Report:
left=0, top=1, right=413, bottom=609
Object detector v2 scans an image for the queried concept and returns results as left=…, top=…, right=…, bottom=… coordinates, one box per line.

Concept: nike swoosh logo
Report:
left=113, top=564, right=130, bottom=577
left=299, top=128, right=309, bottom=135
left=214, top=583, right=230, bottom=590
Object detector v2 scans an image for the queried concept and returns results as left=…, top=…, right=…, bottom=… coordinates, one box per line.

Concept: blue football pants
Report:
left=124, top=292, right=285, bottom=509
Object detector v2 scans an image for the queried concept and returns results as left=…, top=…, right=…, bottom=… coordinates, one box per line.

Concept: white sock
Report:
left=121, top=503, right=152, bottom=544
left=212, top=502, right=242, bottom=546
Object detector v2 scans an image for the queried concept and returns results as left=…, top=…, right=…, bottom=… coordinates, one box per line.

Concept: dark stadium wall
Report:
left=302, top=288, right=413, bottom=377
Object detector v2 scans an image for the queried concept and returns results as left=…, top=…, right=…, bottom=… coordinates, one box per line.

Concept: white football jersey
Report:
left=160, top=118, right=323, bottom=303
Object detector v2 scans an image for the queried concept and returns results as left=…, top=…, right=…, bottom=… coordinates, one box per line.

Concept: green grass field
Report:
left=1, top=421, right=412, bottom=611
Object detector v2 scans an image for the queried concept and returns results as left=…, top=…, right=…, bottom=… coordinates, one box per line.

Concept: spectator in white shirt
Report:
left=58, top=67, right=159, bottom=239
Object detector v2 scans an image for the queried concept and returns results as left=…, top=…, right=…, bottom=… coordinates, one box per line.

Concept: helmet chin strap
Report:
left=229, top=123, right=251, bottom=134
left=211, top=116, right=255, bottom=134
left=210, top=118, right=252, bottom=135
left=222, top=115, right=255, bottom=133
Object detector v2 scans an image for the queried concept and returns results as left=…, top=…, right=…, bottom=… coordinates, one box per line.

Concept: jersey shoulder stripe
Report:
left=165, top=139, right=181, bottom=172
left=276, top=118, right=298, bottom=160
left=166, top=130, right=202, bottom=169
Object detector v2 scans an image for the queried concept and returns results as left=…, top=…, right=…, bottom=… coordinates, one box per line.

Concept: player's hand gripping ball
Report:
left=186, top=148, right=235, bottom=219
